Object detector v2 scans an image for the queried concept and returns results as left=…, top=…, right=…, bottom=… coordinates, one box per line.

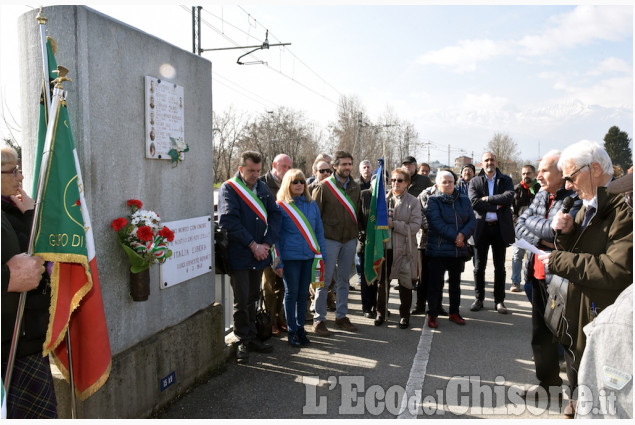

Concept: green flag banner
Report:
left=32, top=37, right=58, bottom=197
left=364, top=158, right=389, bottom=285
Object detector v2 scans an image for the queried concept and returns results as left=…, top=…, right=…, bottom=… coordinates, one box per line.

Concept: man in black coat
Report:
left=402, top=156, right=433, bottom=197
left=468, top=152, right=514, bottom=314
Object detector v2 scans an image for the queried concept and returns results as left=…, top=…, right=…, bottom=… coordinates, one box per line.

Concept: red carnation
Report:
left=136, top=226, right=154, bottom=242
left=75, top=199, right=81, bottom=206
left=158, top=226, right=175, bottom=242
left=127, top=199, right=143, bottom=210
left=111, top=217, right=128, bottom=232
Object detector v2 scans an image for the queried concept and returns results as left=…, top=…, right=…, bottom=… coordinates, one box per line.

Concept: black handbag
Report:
left=544, top=275, right=570, bottom=340
left=214, top=222, right=231, bottom=274
left=255, top=290, right=272, bottom=341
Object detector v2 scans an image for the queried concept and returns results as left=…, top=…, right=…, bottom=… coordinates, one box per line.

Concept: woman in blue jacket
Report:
left=426, top=170, right=475, bottom=329
left=274, top=169, right=326, bottom=346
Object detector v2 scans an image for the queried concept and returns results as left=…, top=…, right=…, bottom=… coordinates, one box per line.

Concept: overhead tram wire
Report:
left=185, top=5, right=341, bottom=109
left=212, top=72, right=278, bottom=110
left=236, top=5, right=344, bottom=99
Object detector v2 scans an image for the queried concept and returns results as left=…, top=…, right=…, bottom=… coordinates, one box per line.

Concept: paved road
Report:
left=158, top=246, right=570, bottom=419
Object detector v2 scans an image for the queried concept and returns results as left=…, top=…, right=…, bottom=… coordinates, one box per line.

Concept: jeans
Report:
left=357, top=253, right=377, bottom=313
left=230, top=269, right=264, bottom=344
left=282, top=259, right=313, bottom=333
left=511, top=245, right=526, bottom=284
left=314, top=238, right=357, bottom=322
left=473, top=223, right=507, bottom=304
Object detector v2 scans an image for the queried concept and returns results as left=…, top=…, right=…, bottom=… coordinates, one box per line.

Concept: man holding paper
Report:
left=515, top=150, right=581, bottom=402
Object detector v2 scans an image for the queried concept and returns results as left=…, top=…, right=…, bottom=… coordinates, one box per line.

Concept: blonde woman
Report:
left=274, top=170, right=327, bottom=346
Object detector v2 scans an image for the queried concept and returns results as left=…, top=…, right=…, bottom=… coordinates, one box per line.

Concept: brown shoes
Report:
left=312, top=320, right=331, bottom=337
left=335, top=316, right=358, bottom=332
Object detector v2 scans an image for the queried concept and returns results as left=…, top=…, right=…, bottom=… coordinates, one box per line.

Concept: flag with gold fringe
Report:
left=364, top=158, right=389, bottom=284
left=32, top=47, right=111, bottom=400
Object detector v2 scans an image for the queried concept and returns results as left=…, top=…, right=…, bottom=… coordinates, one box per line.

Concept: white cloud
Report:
left=553, top=77, right=633, bottom=109
left=587, top=57, right=632, bottom=76
left=416, top=39, right=512, bottom=73
left=418, top=6, right=632, bottom=71
left=518, top=5, right=632, bottom=56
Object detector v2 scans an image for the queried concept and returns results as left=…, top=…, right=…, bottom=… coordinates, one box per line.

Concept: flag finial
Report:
left=53, top=66, right=72, bottom=89
left=36, top=7, right=48, bottom=25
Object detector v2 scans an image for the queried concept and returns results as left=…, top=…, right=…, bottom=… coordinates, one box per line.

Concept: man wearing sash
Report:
left=311, top=151, right=361, bottom=335
left=259, top=153, right=292, bottom=336
left=218, top=151, right=282, bottom=364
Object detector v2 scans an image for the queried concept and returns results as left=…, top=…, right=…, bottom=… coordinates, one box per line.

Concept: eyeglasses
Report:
left=1, top=165, right=21, bottom=177
left=319, top=169, right=331, bottom=174
left=391, top=178, right=405, bottom=183
left=291, top=179, right=306, bottom=185
left=563, top=164, right=589, bottom=184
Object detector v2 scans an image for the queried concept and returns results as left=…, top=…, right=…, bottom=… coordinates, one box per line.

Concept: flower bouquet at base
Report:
left=111, top=199, right=174, bottom=273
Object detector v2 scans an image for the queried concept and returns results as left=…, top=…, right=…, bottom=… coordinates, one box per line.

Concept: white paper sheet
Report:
left=513, top=238, right=547, bottom=256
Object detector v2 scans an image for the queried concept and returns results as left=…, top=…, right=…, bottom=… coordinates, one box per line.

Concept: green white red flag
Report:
left=31, top=43, right=111, bottom=400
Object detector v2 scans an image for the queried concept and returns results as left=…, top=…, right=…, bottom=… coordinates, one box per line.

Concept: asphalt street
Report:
left=157, top=246, right=570, bottom=419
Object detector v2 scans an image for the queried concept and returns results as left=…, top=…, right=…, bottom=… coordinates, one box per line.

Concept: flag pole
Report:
left=66, top=334, right=77, bottom=418
left=3, top=9, right=55, bottom=398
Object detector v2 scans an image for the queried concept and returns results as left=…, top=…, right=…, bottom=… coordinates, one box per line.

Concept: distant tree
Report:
left=212, top=107, right=247, bottom=183
left=237, top=107, right=319, bottom=177
left=485, top=132, right=520, bottom=174
left=603, top=125, right=632, bottom=170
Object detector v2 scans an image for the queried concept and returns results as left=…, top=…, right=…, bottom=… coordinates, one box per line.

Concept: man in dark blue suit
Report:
left=468, top=152, right=515, bottom=314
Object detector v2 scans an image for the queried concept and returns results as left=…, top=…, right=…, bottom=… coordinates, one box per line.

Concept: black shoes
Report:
left=399, top=318, right=409, bottom=329
left=470, top=299, right=483, bottom=311
left=411, top=306, right=426, bottom=315
left=236, top=343, right=249, bottom=364
left=496, top=302, right=508, bottom=314
left=363, top=310, right=377, bottom=319
left=374, top=315, right=385, bottom=326
left=248, top=338, right=273, bottom=353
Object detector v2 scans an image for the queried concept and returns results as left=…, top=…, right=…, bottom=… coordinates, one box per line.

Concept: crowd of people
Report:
left=3, top=139, right=631, bottom=419
left=218, top=141, right=632, bottom=418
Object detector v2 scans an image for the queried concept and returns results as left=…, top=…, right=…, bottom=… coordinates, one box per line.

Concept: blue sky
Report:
left=1, top=3, right=633, bottom=164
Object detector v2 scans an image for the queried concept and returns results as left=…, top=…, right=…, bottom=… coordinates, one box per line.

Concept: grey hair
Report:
left=558, top=140, right=613, bottom=177
left=359, top=160, right=371, bottom=171
left=435, top=170, right=455, bottom=185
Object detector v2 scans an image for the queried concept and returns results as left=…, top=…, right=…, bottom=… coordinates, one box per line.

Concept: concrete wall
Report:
left=17, top=5, right=222, bottom=417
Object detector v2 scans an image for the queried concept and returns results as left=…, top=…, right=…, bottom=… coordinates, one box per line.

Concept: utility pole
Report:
left=356, top=112, right=363, bottom=166
left=192, top=6, right=202, bottom=55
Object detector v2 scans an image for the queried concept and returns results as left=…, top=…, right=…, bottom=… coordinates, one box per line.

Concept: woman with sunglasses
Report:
left=274, top=169, right=327, bottom=346
left=1, top=145, right=57, bottom=418
left=425, top=170, right=475, bottom=329
left=375, top=168, right=422, bottom=329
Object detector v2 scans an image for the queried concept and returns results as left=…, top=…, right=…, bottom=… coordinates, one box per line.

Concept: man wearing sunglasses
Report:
left=402, top=156, right=433, bottom=197
left=538, top=140, right=632, bottom=418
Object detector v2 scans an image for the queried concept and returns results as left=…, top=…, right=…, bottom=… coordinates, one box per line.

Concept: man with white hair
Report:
left=515, top=150, right=582, bottom=402
left=540, top=140, right=633, bottom=418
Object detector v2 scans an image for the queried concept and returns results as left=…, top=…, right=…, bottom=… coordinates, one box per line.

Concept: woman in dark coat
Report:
left=1, top=145, right=56, bottom=418
left=425, top=170, right=475, bottom=329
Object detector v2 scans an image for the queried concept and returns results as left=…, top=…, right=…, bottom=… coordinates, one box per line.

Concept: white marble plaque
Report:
left=144, top=76, right=185, bottom=159
left=159, top=216, right=212, bottom=288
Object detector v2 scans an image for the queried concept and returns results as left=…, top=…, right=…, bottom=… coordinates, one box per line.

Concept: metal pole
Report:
left=66, top=331, right=77, bottom=418
left=4, top=10, right=54, bottom=397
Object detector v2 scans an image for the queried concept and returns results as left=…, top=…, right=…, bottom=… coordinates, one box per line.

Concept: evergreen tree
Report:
left=603, top=126, right=632, bottom=170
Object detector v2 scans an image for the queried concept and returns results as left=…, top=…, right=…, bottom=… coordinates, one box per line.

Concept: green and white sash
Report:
left=277, top=201, right=324, bottom=288
left=324, top=176, right=357, bottom=224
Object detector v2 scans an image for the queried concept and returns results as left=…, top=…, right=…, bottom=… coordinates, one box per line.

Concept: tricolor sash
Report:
left=324, top=176, right=358, bottom=224
left=226, top=176, right=268, bottom=225
left=277, top=201, right=325, bottom=289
